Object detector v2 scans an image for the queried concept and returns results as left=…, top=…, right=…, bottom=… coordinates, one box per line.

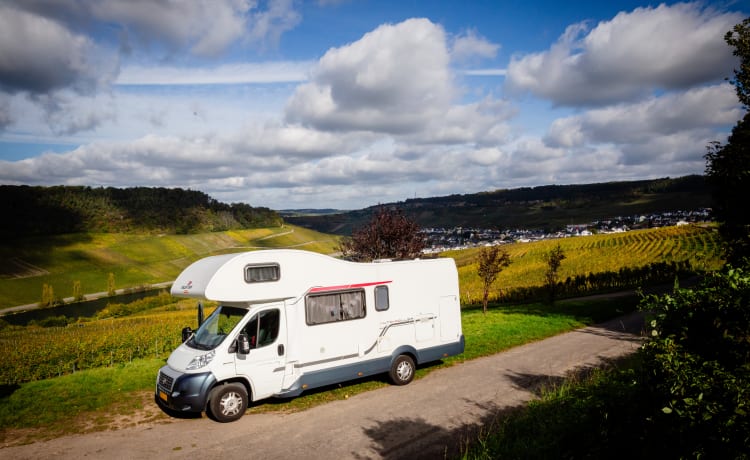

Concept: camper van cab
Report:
left=156, top=249, right=464, bottom=422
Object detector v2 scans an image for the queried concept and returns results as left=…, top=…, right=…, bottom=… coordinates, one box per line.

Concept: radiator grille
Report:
left=157, top=371, right=174, bottom=392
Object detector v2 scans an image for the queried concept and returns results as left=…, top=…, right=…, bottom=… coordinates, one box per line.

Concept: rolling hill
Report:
left=284, top=175, right=712, bottom=235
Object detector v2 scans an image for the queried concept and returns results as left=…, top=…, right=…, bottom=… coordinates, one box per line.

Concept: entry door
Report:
left=235, top=306, right=286, bottom=401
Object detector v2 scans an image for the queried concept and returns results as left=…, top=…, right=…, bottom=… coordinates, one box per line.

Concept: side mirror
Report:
left=238, top=332, right=251, bottom=355
left=181, top=326, right=193, bottom=343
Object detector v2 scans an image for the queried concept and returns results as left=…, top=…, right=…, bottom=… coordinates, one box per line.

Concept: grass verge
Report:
left=461, top=355, right=646, bottom=459
left=0, top=294, right=640, bottom=446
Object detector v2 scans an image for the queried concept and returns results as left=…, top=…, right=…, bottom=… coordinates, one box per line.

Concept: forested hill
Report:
left=0, top=185, right=282, bottom=238
left=286, top=175, right=712, bottom=235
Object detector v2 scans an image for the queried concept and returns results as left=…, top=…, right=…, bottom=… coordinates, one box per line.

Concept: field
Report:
left=0, top=225, right=341, bottom=309
left=450, top=224, right=722, bottom=305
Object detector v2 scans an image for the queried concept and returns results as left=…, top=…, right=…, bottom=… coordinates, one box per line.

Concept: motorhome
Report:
left=156, top=249, right=464, bottom=422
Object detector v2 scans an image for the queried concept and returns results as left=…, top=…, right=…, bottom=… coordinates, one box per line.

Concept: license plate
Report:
left=159, top=391, right=168, bottom=402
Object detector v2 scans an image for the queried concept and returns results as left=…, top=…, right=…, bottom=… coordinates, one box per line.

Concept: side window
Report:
left=243, top=309, right=280, bottom=348
left=374, top=285, right=389, bottom=311
left=306, top=289, right=366, bottom=325
left=245, top=263, right=280, bottom=283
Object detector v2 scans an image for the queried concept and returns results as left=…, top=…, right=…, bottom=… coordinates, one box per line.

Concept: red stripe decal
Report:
left=309, top=280, right=392, bottom=293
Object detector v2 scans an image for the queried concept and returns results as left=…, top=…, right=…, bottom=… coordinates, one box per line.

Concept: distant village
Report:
left=421, top=208, right=712, bottom=253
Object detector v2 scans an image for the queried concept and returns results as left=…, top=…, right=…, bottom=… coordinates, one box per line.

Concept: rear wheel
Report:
left=389, top=355, right=415, bottom=385
left=208, top=383, right=248, bottom=423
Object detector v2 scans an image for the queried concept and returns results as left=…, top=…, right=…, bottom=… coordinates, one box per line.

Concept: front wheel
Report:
left=389, top=355, right=415, bottom=385
left=208, top=383, right=248, bottom=423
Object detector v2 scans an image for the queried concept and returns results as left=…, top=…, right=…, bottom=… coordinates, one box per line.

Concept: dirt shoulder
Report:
left=1, top=312, right=645, bottom=460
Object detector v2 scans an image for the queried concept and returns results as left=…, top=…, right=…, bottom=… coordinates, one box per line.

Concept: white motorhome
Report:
left=156, top=249, right=464, bottom=422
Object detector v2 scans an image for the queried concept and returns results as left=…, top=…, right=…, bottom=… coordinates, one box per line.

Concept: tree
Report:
left=107, top=272, right=116, bottom=297
left=705, top=18, right=750, bottom=264
left=339, top=206, right=424, bottom=262
left=543, top=243, right=566, bottom=304
left=477, top=246, right=511, bottom=314
left=72, top=280, right=84, bottom=302
left=726, top=18, right=750, bottom=109
left=40, top=283, right=54, bottom=308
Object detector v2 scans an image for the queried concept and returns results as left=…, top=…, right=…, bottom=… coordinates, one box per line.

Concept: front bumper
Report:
left=155, top=365, right=216, bottom=413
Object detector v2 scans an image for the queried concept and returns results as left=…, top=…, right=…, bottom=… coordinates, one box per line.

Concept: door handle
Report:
left=278, top=344, right=285, bottom=356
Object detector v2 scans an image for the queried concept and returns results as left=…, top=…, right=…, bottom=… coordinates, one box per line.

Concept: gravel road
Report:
left=2, top=312, right=645, bottom=460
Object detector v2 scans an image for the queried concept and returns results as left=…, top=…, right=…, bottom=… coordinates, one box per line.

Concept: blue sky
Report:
left=0, top=1, right=748, bottom=210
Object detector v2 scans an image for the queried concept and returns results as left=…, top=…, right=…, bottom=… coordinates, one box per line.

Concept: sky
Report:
left=0, top=1, right=748, bottom=210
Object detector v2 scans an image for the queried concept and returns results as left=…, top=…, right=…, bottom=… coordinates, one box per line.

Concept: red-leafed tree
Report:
left=339, top=206, right=424, bottom=262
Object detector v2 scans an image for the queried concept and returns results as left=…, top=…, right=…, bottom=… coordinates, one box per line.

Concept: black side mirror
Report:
left=181, top=326, right=193, bottom=343
left=238, top=332, right=251, bottom=355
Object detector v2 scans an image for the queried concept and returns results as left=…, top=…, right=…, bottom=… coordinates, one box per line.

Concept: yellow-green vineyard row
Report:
left=0, top=309, right=199, bottom=385
left=451, top=225, right=722, bottom=305
left=0, top=225, right=723, bottom=385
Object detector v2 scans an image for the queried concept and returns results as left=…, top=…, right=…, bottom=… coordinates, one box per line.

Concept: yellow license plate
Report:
left=159, top=391, right=168, bottom=402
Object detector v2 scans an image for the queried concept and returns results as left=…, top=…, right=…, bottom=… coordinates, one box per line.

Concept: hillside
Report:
left=285, top=175, right=712, bottom=235
left=0, top=225, right=341, bottom=309
left=0, top=185, right=282, bottom=238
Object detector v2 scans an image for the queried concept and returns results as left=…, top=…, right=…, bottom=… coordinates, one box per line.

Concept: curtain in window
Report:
left=341, top=291, right=364, bottom=319
left=307, top=294, right=340, bottom=324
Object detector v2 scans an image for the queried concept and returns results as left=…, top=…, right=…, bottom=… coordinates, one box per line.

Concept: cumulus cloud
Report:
left=0, top=4, right=111, bottom=94
left=10, top=0, right=281, bottom=58
left=505, top=3, right=744, bottom=106
left=285, top=18, right=454, bottom=133
left=544, top=84, right=741, bottom=147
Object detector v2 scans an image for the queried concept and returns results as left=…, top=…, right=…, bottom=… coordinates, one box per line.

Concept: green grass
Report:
left=0, top=358, right=167, bottom=444
left=0, top=295, right=639, bottom=444
left=461, top=356, right=646, bottom=459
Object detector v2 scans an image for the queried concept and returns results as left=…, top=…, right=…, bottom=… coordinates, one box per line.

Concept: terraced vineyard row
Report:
left=452, top=225, right=722, bottom=305
left=0, top=309, right=200, bottom=385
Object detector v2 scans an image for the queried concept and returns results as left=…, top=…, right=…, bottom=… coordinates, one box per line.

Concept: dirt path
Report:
left=1, top=312, right=645, bottom=460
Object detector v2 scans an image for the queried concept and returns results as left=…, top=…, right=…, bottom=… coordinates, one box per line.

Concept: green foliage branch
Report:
left=639, top=266, right=750, bottom=458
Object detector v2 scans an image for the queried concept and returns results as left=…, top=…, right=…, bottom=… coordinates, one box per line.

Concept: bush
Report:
left=640, top=266, right=750, bottom=458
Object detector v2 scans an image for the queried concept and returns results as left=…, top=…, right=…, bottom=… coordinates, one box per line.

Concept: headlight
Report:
left=186, top=350, right=216, bottom=370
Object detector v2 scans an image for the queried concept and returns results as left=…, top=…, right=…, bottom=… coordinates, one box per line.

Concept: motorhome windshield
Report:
left=187, top=306, right=246, bottom=350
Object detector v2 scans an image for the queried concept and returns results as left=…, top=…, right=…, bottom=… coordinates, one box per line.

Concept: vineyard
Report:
left=0, top=224, right=724, bottom=386
left=0, top=307, right=208, bottom=385
left=450, top=224, right=722, bottom=305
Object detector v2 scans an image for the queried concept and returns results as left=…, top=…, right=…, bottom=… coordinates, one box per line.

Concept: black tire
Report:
left=207, top=383, right=248, bottom=423
left=389, top=355, right=415, bottom=385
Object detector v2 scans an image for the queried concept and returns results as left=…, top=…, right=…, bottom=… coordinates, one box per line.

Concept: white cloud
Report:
left=450, top=29, right=500, bottom=62
left=505, top=3, right=743, bottom=106
left=545, top=84, right=741, bottom=147
left=87, top=0, right=253, bottom=57
left=285, top=18, right=454, bottom=133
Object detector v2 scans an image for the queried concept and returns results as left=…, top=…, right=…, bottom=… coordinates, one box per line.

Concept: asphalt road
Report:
left=2, top=312, right=645, bottom=460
